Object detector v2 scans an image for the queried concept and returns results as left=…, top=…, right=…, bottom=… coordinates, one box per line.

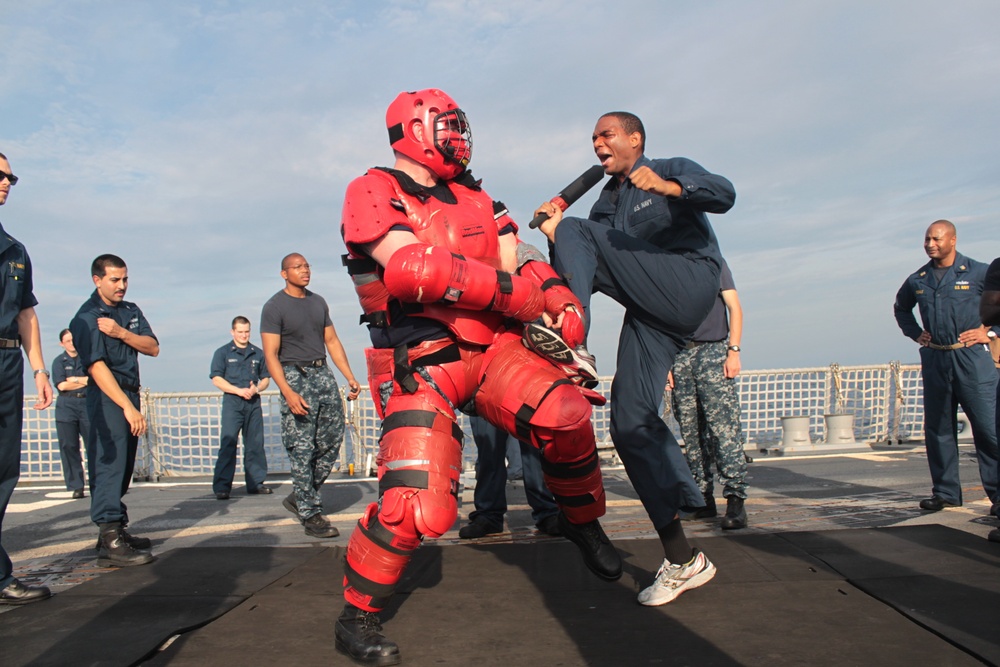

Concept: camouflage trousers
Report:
left=671, top=341, right=748, bottom=500
left=280, top=364, right=345, bottom=520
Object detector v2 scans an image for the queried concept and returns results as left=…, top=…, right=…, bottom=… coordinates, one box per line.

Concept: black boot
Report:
left=93, top=524, right=151, bottom=551
left=121, top=525, right=152, bottom=550
left=682, top=494, right=717, bottom=520
left=335, top=604, right=401, bottom=666
left=282, top=492, right=298, bottom=516
left=557, top=512, right=623, bottom=581
left=720, top=497, right=747, bottom=530
left=458, top=515, right=504, bottom=539
left=97, top=523, right=155, bottom=567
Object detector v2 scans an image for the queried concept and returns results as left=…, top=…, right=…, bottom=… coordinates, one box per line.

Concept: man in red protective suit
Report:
left=337, top=89, right=620, bottom=665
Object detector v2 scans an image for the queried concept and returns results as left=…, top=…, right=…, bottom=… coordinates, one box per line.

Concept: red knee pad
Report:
left=381, top=485, right=457, bottom=539
left=528, top=381, right=593, bottom=441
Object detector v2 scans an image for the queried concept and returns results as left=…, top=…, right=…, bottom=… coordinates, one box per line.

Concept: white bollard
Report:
left=823, top=413, right=857, bottom=445
left=780, top=416, right=812, bottom=450
left=956, top=411, right=974, bottom=443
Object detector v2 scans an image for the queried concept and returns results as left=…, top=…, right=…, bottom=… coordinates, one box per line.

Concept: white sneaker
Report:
left=637, top=551, right=716, bottom=606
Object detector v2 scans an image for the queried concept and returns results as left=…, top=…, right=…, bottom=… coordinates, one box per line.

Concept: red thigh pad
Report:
left=365, top=340, right=483, bottom=419
left=475, top=336, right=606, bottom=522
left=378, top=387, right=463, bottom=538
left=475, top=336, right=593, bottom=446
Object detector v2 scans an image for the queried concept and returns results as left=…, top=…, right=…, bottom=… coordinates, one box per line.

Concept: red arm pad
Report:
left=518, top=260, right=584, bottom=316
left=384, top=243, right=544, bottom=322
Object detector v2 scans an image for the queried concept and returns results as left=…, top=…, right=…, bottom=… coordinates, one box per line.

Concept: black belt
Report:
left=284, top=359, right=325, bottom=368
left=684, top=339, right=725, bottom=350
left=0, top=338, right=20, bottom=349
left=120, top=382, right=140, bottom=394
left=286, top=359, right=326, bottom=375
left=62, top=391, right=87, bottom=399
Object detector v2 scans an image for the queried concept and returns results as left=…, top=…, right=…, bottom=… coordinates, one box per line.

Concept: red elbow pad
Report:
left=384, top=244, right=544, bottom=321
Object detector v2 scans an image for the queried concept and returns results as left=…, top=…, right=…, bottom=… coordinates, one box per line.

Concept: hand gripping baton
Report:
left=528, top=165, right=606, bottom=229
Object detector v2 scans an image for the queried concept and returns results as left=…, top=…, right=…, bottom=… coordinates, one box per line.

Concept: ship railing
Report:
left=16, top=363, right=924, bottom=482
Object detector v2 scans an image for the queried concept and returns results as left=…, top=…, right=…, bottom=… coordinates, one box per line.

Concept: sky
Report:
left=2, top=0, right=999, bottom=392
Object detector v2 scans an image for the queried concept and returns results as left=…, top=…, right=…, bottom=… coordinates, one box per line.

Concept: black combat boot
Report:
left=557, top=512, right=623, bottom=581
left=93, top=524, right=151, bottom=551
left=303, top=513, right=339, bottom=538
left=335, top=603, right=401, bottom=666
left=282, top=492, right=298, bottom=516
left=97, top=523, right=155, bottom=567
left=121, top=524, right=152, bottom=550
left=458, top=515, right=504, bottom=539
left=720, top=496, right=747, bottom=530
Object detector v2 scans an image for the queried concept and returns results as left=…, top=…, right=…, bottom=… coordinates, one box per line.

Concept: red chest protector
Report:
left=342, top=168, right=513, bottom=345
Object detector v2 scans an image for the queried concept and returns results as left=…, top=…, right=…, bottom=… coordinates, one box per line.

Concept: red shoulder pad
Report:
left=489, top=197, right=519, bottom=235
left=341, top=169, right=411, bottom=247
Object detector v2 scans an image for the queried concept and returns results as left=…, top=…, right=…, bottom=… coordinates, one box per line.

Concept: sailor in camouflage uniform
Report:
left=260, top=253, right=361, bottom=538
left=670, top=257, right=748, bottom=529
left=278, top=363, right=343, bottom=511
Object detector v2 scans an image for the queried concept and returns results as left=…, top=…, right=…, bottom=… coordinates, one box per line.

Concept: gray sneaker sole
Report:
left=522, top=324, right=598, bottom=384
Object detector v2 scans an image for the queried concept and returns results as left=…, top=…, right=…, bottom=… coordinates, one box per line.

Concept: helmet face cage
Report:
left=433, top=108, right=472, bottom=169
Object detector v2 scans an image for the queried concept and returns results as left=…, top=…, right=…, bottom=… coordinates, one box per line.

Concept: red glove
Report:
left=518, top=260, right=586, bottom=346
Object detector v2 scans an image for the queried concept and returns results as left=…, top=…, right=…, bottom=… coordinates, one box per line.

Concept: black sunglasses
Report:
left=0, top=171, right=17, bottom=186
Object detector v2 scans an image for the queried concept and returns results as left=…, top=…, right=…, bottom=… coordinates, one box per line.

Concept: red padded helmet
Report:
left=386, top=89, right=472, bottom=180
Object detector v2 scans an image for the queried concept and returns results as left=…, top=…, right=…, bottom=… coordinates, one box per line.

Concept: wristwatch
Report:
left=727, top=345, right=741, bottom=352
left=988, top=330, right=998, bottom=340
left=33, top=369, right=50, bottom=377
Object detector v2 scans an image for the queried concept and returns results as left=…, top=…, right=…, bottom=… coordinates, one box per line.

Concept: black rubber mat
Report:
left=1, top=547, right=323, bottom=667
left=778, top=524, right=1000, bottom=665
left=4, top=526, right=996, bottom=666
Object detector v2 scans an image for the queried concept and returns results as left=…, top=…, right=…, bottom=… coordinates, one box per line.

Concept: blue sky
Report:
left=2, top=1, right=999, bottom=392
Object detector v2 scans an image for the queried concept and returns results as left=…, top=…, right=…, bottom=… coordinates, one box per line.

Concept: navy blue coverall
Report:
left=70, top=291, right=157, bottom=526
left=0, top=222, right=36, bottom=589
left=985, top=258, right=1000, bottom=517
left=209, top=341, right=270, bottom=494
left=52, top=350, right=90, bottom=492
left=552, top=155, right=735, bottom=530
left=894, top=252, right=999, bottom=505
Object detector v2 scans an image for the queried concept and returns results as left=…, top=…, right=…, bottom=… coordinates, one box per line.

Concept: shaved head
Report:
left=281, top=253, right=305, bottom=270
left=927, top=219, right=956, bottom=237
left=924, top=219, right=958, bottom=266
